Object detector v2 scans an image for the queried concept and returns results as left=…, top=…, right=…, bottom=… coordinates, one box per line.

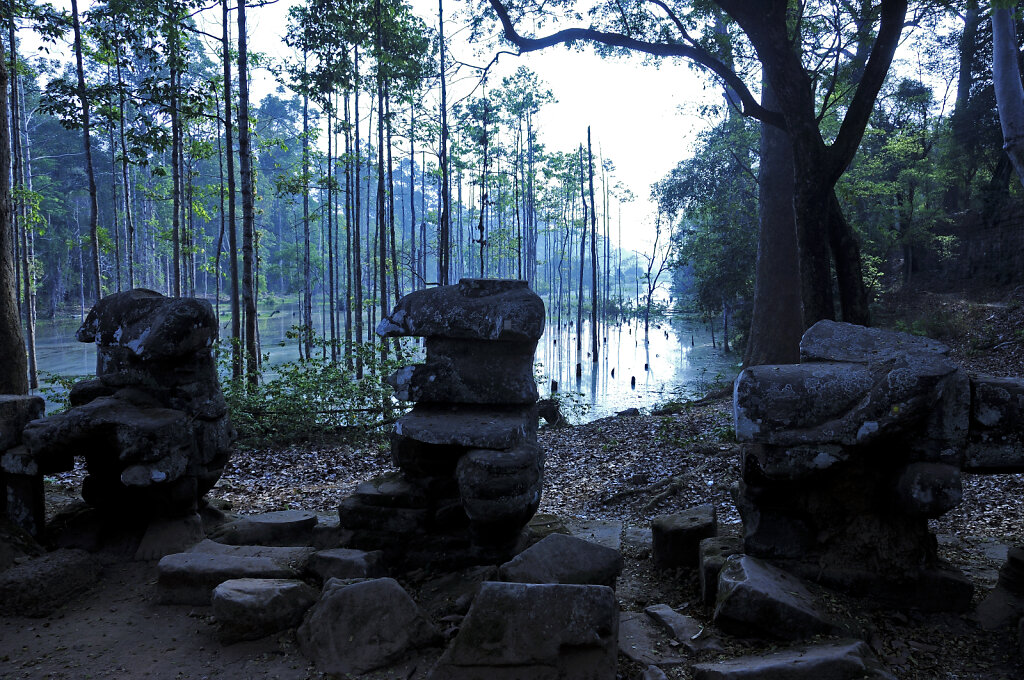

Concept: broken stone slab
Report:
left=699, top=537, right=743, bottom=607
left=376, top=278, right=545, bottom=342
left=297, top=577, right=441, bottom=676
left=157, top=551, right=300, bottom=605
left=212, top=578, right=318, bottom=643
left=568, top=519, right=623, bottom=552
left=188, top=539, right=316, bottom=570
left=0, top=548, right=102, bottom=617
left=395, top=404, right=538, bottom=450
left=208, top=509, right=318, bottom=546
left=643, top=666, right=669, bottom=680
left=0, top=394, right=44, bottom=451
left=964, top=375, right=1024, bottom=472
left=799, top=319, right=950, bottom=364
left=389, top=337, right=539, bottom=404
left=428, top=581, right=618, bottom=680
left=499, top=533, right=623, bottom=587
left=617, top=611, right=688, bottom=667
left=713, top=555, right=842, bottom=641
left=134, top=513, right=205, bottom=560
left=691, top=639, right=894, bottom=680
left=652, top=504, right=717, bottom=568
left=307, top=547, right=385, bottom=581
left=311, top=514, right=347, bottom=550
left=644, top=604, right=724, bottom=654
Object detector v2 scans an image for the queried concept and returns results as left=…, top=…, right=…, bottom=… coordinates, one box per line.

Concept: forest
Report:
left=0, top=0, right=1022, bottom=435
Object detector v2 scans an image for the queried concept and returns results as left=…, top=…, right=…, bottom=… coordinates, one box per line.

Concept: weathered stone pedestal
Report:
left=2, top=289, right=235, bottom=536
left=338, top=279, right=544, bottom=569
left=734, top=320, right=1024, bottom=611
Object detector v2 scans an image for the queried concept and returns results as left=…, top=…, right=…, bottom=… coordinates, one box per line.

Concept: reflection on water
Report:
left=31, top=300, right=739, bottom=421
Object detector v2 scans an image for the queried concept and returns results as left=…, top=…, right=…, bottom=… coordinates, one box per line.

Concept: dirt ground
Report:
left=3, top=286, right=1024, bottom=679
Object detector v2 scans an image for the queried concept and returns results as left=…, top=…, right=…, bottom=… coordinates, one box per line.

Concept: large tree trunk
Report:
left=992, top=6, right=1024, bottom=187
left=237, top=0, right=258, bottom=386
left=0, top=40, right=27, bottom=394
left=438, top=0, right=451, bottom=285
left=744, top=79, right=803, bottom=366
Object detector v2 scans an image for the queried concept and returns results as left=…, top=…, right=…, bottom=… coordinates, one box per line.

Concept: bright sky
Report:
left=242, top=0, right=720, bottom=253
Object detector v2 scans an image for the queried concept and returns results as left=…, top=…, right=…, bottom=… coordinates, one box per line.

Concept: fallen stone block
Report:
left=297, top=577, right=441, bottom=676
left=208, top=509, right=318, bottom=546
left=692, top=639, right=893, bottom=680
left=618, top=610, right=687, bottom=667
left=134, top=513, right=205, bottom=560
left=429, top=581, right=618, bottom=680
left=157, top=551, right=300, bottom=605
left=188, top=539, right=315, bottom=570
left=644, top=603, right=723, bottom=653
left=569, top=519, right=623, bottom=552
left=0, top=548, right=101, bottom=617
left=0, top=394, right=45, bottom=451
left=652, top=504, right=717, bottom=568
left=212, top=578, right=318, bottom=643
left=419, top=565, right=499, bottom=618
left=307, top=547, right=385, bottom=581
left=499, top=533, right=623, bottom=587
left=713, top=555, right=841, bottom=641
left=699, top=537, right=743, bottom=607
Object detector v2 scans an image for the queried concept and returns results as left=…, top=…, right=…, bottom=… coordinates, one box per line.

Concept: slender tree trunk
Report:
left=409, top=102, right=416, bottom=291
left=0, top=38, right=27, bottom=394
left=302, top=50, right=312, bottom=359
left=170, top=61, right=182, bottom=296
left=115, top=41, right=136, bottom=288
left=576, top=145, right=586, bottom=358
left=222, top=0, right=241, bottom=379
left=71, top=0, right=101, bottom=302
left=237, top=0, right=258, bottom=386
left=587, top=127, right=598, bottom=362
left=438, top=0, right=450, bottom=284
left=353, top=46, right=364, bottom=378
left=328, top=108, right=337, bottom=362
left=344, top=90, right=353, bottom=364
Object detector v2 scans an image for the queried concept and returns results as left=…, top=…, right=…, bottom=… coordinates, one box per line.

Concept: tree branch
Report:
left=486, top=0, right=785, bottom=129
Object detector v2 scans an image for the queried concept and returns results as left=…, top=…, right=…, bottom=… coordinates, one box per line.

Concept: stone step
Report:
left=157, top=551, right=300, bottom=605
left=208, top=510, right=318, bottom=546
left=212, top=578, right=318, bottom=643
left=691, top=639, right=893, bottom=680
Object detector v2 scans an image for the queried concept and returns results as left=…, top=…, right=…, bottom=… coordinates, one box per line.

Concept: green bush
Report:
left=222, top=333, right=415, bottom=446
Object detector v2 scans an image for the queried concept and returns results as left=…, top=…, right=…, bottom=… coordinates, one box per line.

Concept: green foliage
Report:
left=37, top=372, right=91, bottom=415
left=221, top=331, right=414, bottom=445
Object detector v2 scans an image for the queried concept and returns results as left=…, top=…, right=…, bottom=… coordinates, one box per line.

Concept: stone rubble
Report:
left=652, top=503, right=717, bottom=568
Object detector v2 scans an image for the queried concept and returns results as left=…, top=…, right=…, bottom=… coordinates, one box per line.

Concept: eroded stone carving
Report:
left=338, top=279, right=544, bottom=568
left=733, top=320, right=1024, bottom=610
left=4, top=289, right=234, bottom=533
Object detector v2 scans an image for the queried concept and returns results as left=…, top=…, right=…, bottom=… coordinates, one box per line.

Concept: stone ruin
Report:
left=2, top=289, right=234, bottom=537
left=733, top=319, right=1024, bottom=610
left=336, top=278, right=545, bottom=568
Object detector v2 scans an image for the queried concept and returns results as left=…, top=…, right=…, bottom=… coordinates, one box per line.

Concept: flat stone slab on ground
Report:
left=691, top=639, right=894, bottom=680
left=307, top=548, right=384, bottom=581
left=429, top=581, right=618, bottom=680
left=212, top=578, right=318, bottom=642
left=208, top=510, right=318, bottom=546
left=652, top=504, right=717, bottom=568
left=188, top=539, right=314, bottom=570
left=713, top=554, right=841, bottom=641
left=157, top=552, right=300, bottom=605
left=499, top=533, right=623, bottom=587
left=297, top=577, right=441, bottom=676
left=618, top=611, right=688, bottom=667
left=644, top=604, right=723, bottom=654
left=0, top=548, right=101, bottom=617
left=569, top=519, right=623, bottom=552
